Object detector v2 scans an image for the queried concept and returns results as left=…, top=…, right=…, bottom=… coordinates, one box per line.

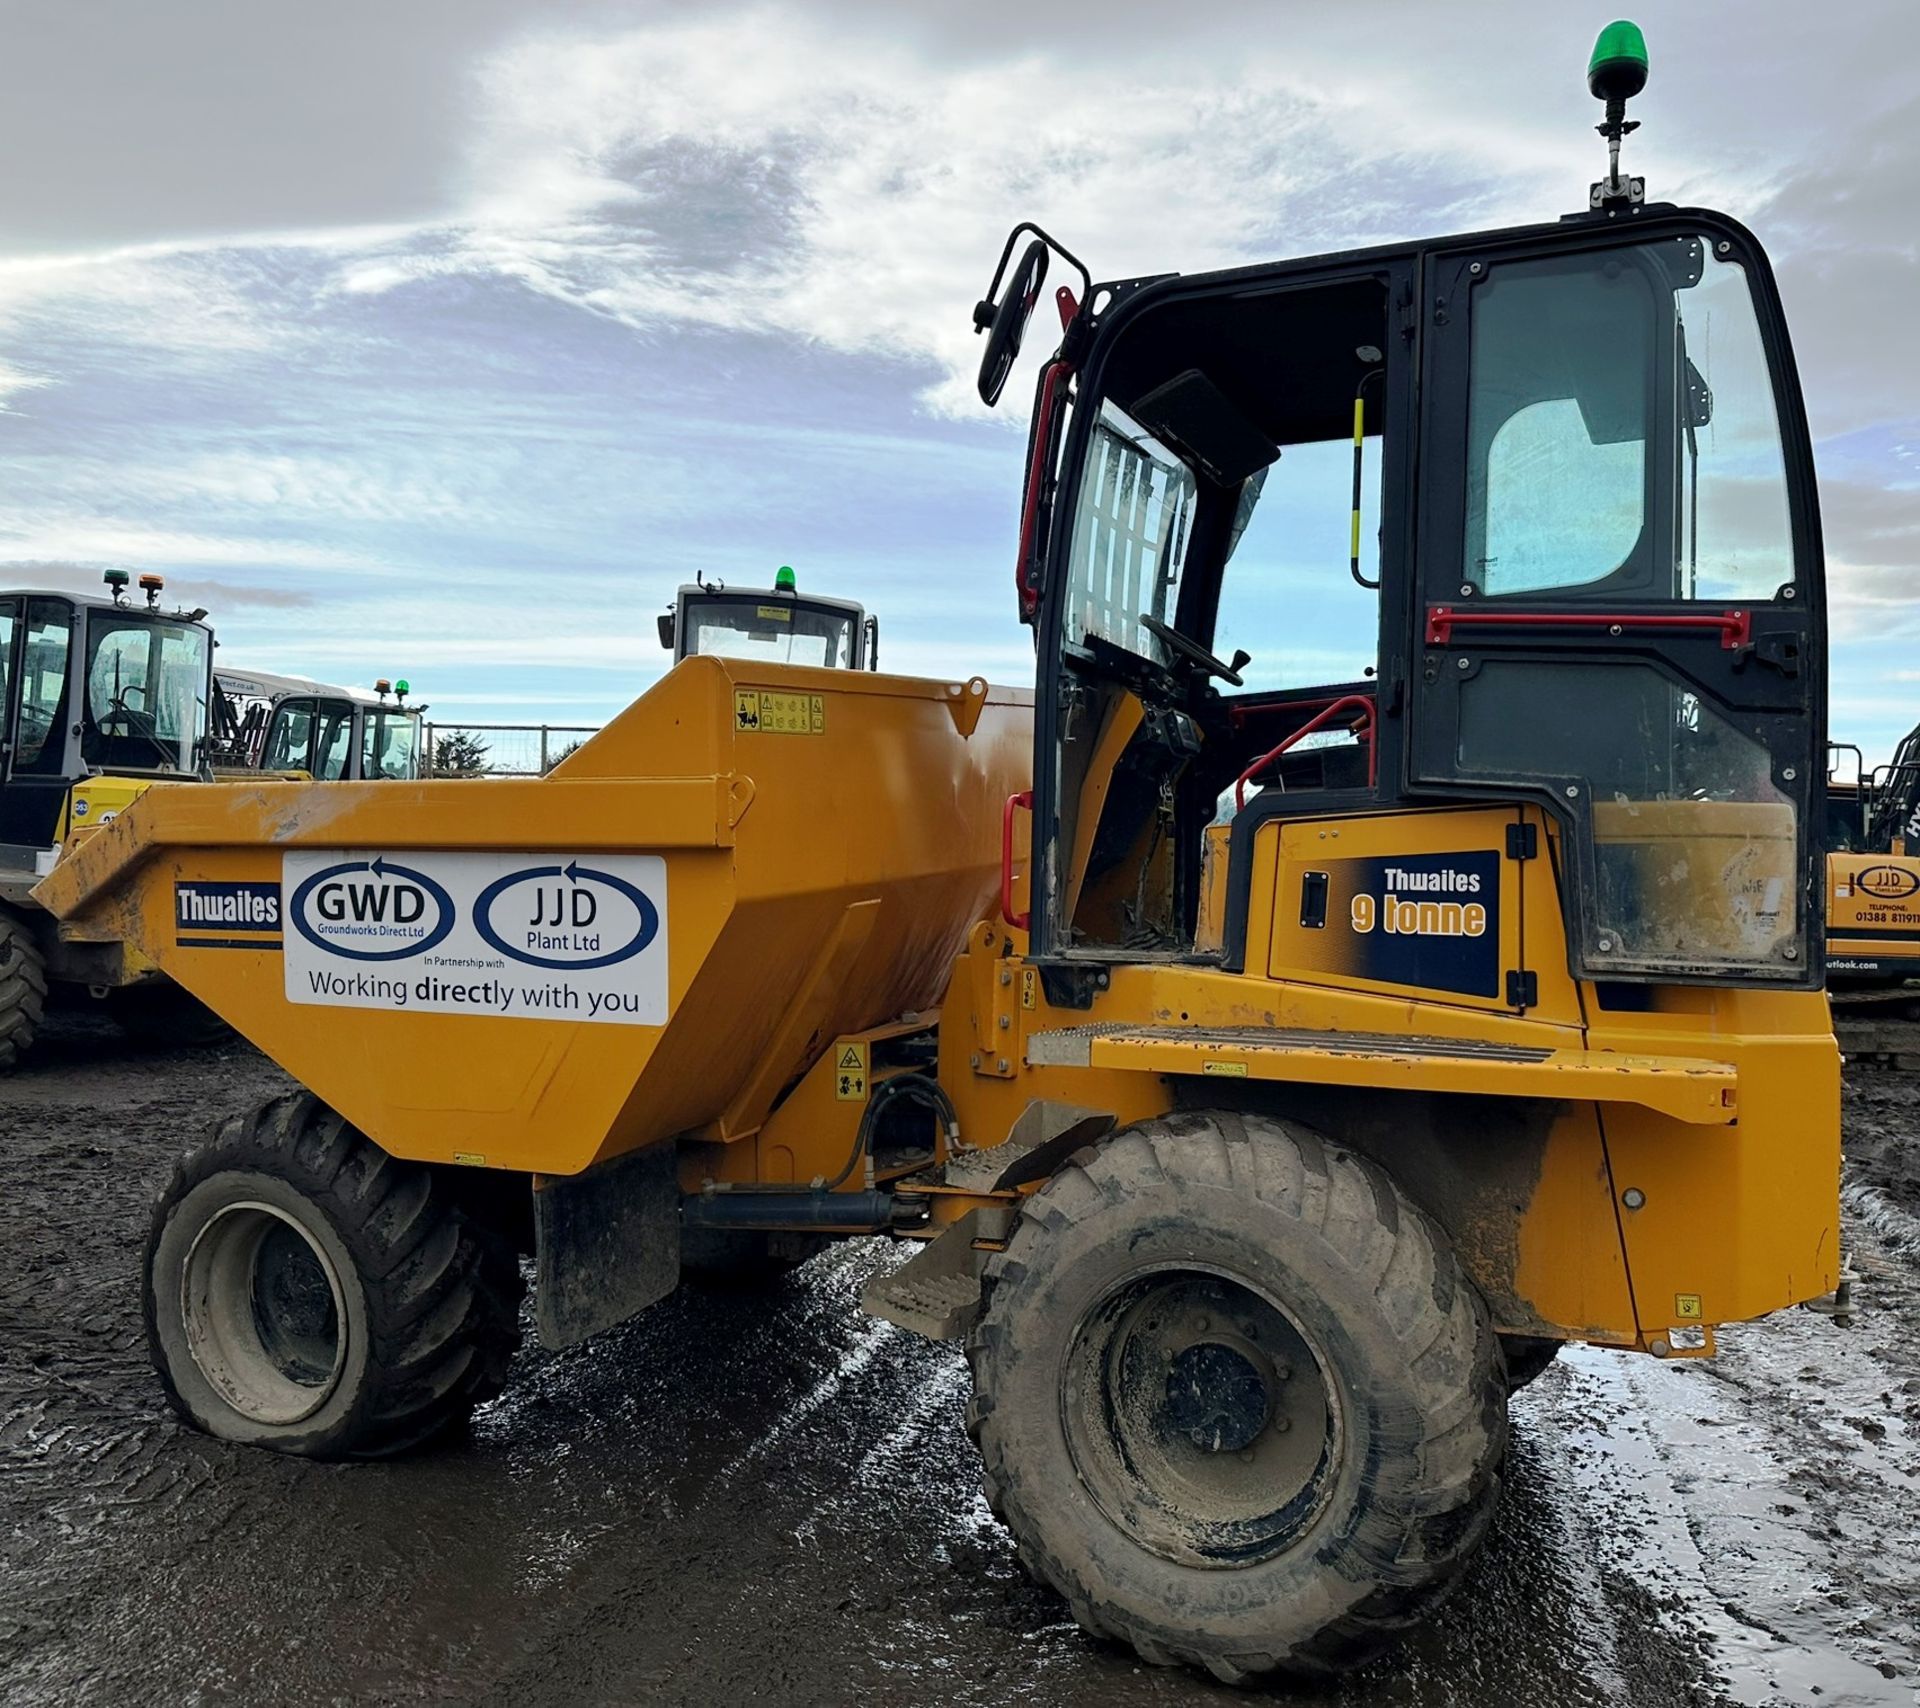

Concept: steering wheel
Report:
left=1140, top=614, right=1245, bottom=686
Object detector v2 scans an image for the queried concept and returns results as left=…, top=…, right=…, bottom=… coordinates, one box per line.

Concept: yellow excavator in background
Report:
left=1826, top=730, right=1920, bottom=1062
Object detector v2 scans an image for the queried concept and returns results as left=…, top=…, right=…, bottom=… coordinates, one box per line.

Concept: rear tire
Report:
left=0, top=910, right=48, bottom=1072
left=965, top=1110, right=1506, bottom=1682
left=145, top=1092, right=523, bottom=1458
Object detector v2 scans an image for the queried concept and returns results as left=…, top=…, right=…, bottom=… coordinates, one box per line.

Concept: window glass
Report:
left=685, top=598, right=855, bottom=668
left=82, top=616, right=209, bottom=770
left=313, top=707, right=353, bottom=781
left=1465, top=257, right=1653, bottom=595
left=0, top=599, right=16, bottom=751
left=261, top=703, right=315, bottom=772
left=362, top=712, right=419, bottom=779
left=1463, top=238, right=1795, bottom=603
left=1213, top=438, right=1379, bottom=694
left=1482, top=398, right=1644, bottom=593
left=1674, top=247, right=1795, bottom=600
left=16, top=599, right=74, bottom=773
left=1457, top=659, right=1797, bottom=975
left=1064, top=400, right=1197, bottom=662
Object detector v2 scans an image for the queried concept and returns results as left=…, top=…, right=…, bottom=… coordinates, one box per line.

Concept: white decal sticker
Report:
left=282, top=850, right=669, bottom=1025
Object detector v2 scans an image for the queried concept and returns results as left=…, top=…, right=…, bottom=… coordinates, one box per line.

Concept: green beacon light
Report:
left=395, top=679, right=410, bottom=697
left=775, top=565, right=797, bottom=593
left=1588, top=20, right=1650, bottom=211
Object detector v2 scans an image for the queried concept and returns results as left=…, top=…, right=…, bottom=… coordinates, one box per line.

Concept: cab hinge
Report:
left=1505, top=821, right=1539, bottom=861
left=1506, top=969, right=1538, bottom=1010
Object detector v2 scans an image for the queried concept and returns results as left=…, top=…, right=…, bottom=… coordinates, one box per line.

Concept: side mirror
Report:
left=656, top=612, right=675, bottom=651
left=973, top=238, right=1048, bottom=408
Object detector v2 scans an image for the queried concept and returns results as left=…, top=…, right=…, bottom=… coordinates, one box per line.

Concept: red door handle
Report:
left=1001, top=790, right=1033, bottom=930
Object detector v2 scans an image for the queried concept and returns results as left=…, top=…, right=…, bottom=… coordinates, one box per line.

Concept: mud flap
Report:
left=533, top=1143, right=680, bottom=1349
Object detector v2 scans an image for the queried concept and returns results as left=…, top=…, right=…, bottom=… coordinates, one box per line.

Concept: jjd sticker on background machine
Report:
left=281, top=851, right=669, bottom=1025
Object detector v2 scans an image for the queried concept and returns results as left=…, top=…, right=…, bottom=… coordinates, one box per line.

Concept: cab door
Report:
left=0, top=597, right=80, bottom=854
left=1409, top=217, right=1824, bottom=987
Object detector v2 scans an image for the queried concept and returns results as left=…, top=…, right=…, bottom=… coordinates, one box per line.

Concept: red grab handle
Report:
left=1233, top=695, right=1377, bottom=809
left=1001, top=790, right=1033, bottom=930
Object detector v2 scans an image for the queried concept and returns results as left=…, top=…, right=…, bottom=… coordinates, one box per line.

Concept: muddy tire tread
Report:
left=964, top=1109, right=1506, bottom=1682
left=144, top=1090, right=523, bottom=1459
left=0, top=910, right=48, bottom=1072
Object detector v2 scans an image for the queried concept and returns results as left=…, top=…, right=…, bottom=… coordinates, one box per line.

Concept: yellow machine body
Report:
left=39, top=657, right=1837, bottom=1355
left=42, top=658, right=1033, bottom=1177
left=1827, top=849, right=1920, bottom=980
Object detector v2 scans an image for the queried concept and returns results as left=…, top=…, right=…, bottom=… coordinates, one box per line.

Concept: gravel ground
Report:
left=2, top=1011, right=1917, bottom=1707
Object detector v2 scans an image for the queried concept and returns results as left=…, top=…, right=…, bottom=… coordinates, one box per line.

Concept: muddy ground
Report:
left=2, top=1013, right=1918, bottom=1708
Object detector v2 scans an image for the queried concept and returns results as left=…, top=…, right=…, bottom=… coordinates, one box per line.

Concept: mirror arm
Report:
left=980, top=222, right=1093, bottom=320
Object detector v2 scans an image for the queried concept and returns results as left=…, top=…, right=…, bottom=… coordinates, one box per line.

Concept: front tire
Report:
left=0, top=910, right=48, bottom=1072
left=145, top=1092, right=523, bottom=1458
left=965, top=1110, right=1506, bottom=1682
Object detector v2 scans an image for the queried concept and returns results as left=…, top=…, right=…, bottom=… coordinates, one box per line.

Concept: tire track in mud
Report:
left=5, top=1017, right=1919, bottom=1706
left=1517, top=1202, right=1920, bottom=1707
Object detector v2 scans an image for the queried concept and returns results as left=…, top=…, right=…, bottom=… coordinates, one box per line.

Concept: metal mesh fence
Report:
left=421, top=723, right=600, bottom=778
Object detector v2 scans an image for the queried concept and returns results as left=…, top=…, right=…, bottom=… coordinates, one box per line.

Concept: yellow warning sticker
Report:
left=1202, top=1061, right=1249, bottom=1078
left=734, top=689, right=825, bottom=735
left=453, top=1152, right=487, bottom=1167
left=834, top=1040, right=868, bottom=1101
left=757, top=605, right=792, bottom=622
left=1674, top=1293, right=1703, bottom=1320
left=1021, top=968, right=1037, bottom=1011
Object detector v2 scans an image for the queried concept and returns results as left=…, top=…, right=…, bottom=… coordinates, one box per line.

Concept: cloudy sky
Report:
left=1, top=1, right=1915, bottom=758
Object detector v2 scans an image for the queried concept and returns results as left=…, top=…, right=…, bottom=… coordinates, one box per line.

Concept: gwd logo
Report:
left=289, top=857, right=455, bottom=961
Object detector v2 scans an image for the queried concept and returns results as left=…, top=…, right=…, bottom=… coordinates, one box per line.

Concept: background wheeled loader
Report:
left=40, top=24, right=1841, bottom=1684
left=0, top=571, right=225, bottom=1063
left=214, top=667, right=427, bottom=782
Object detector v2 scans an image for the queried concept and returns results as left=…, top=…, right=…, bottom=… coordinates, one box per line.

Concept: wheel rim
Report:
left=180, top=1201, right=347, bottom=1425
left=1062, top=1265, right=1342, bottom=1569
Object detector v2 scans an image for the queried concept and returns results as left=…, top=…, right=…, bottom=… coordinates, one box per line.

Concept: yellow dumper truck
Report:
left=37, top=27, right=1839, bottom=1681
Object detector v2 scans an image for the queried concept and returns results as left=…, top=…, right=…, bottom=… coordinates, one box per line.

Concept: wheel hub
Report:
left=181, top=1200, right=348, bottom=1426
left=1164, top=1340, right=1272, bottom=1453
left=1063, top=1266, right=1340, bottom=1570
left=250, top=1220, right=341, bottom=1387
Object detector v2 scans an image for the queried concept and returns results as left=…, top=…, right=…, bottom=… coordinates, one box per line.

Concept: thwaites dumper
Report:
left=1, top=571, right=226, bottom=1063
left=38, top=27, right=1840, bottom=1683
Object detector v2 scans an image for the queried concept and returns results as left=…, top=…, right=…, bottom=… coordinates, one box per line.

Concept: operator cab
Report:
left=979, top=65, right=1822, bottom=993
left=216, top=669, right=426, bottom=782
left=0, top=572, right=213, bottom=858
left=658, top=567, right=879, bottom=670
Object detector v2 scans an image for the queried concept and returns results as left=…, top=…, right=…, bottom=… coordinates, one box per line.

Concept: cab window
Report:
left=1464, top=240, right=1793, bottom=602
left=15, top=599, right=74, bottom=774
left=261, top=701, right=316, bottom=772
